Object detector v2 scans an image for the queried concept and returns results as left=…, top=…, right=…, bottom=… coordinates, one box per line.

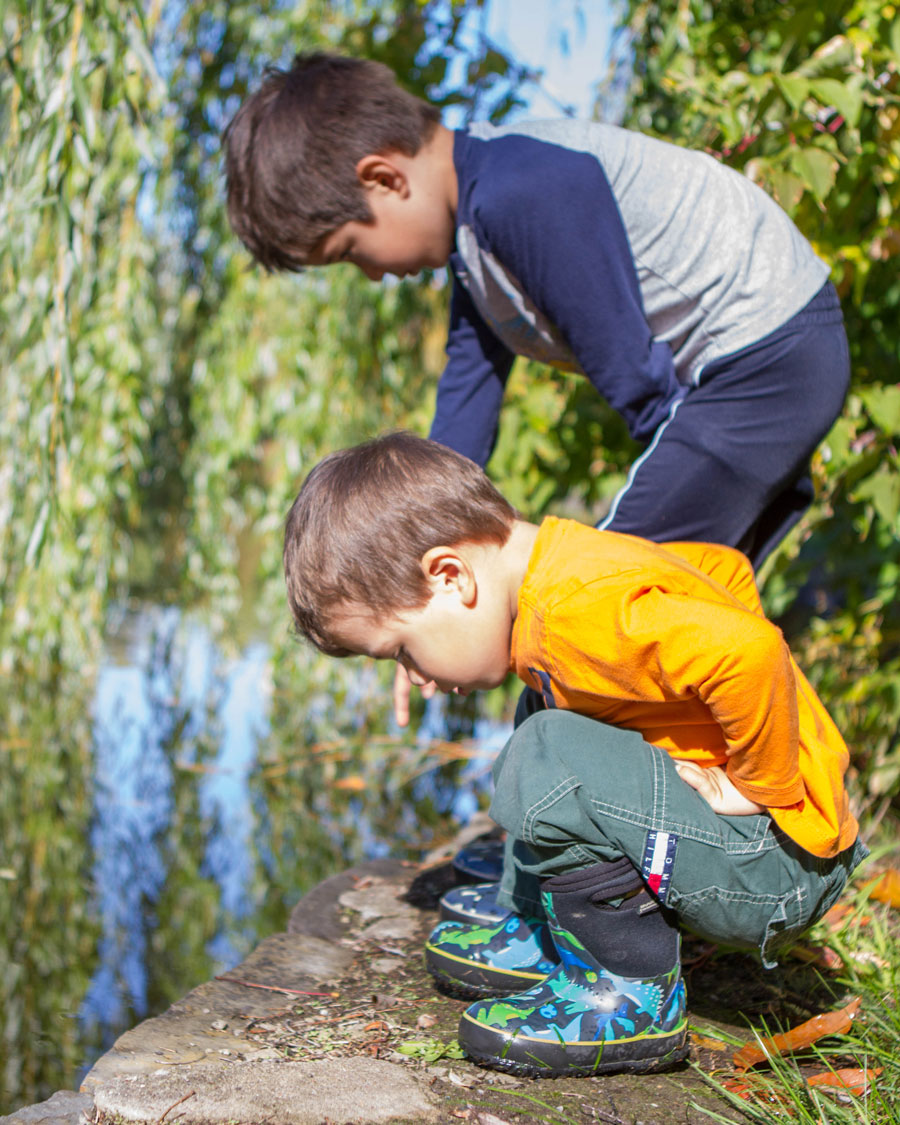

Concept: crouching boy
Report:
left=282, top=432, right=867, bottom=1078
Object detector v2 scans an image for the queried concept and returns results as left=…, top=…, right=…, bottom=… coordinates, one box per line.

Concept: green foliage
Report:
left=609, top=0, right=900, bottom=823
left=0, top=0, right=169, bottom=1108
left=0, top=1, right=521, bottom=1110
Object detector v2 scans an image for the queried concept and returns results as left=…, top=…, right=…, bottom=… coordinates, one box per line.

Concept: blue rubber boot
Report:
left=452, top=836, right=505, bottom=883
left=458, top=866, right=689, bottom=1077
left=425, top=913, right=559, bottom=1000
left=439, top=882, right=510, bottom=926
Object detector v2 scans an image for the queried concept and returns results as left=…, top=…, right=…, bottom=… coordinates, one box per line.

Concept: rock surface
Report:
left=13, top=842, right=833, bottom=1124
left=90, top=1058, right=438, bottom=1124
left=0, top=1092, right=92, bottom=1125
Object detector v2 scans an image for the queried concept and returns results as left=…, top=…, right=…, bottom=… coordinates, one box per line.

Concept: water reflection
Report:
left=74, top=603, right=507, bottom=1083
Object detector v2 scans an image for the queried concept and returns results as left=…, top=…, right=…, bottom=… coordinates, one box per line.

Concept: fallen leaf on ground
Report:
left=417, top=1013, right=437, bottom=1029
left=821, top=901, right=871, bottom=931
left=690, top=1032, right=729, bottom=1051
left=788, top=942, right=843, bottom=971
left=847, top=949, right=889, bottom=969
left=806, top=1066, right=882, bottom=1096
left=732, top=996, right=862, bottom=1071
left=722, top=1076, right=792, bottom=1111
left=447, top=1069, right=480, bottom=1088
left=363, top=1019, right=388, bottom=1032
left=863, top=868, right=900, bottom=907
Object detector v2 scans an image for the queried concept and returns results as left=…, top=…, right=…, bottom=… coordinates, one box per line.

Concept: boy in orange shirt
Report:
left=283, top=432, right=866, bottom=1078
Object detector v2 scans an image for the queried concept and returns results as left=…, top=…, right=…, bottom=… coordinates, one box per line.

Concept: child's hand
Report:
left=673, top=762, right=765, bottom=816
left=393, top=663, right=436, bottom=727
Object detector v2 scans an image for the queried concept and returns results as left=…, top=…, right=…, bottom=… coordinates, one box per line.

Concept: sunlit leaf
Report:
left=810, top=78, right=863, bottom=128
left=806, top=1066, right=882, bottom=1096
left=863, top=867, right=900, bottom=907
left=790, top=146, right=839, bottom=201
left=858, top=385, right=900, bottom=436
left=774, top=74, right=809, bottom=112
left=732, top=996, right=862, bottom=1071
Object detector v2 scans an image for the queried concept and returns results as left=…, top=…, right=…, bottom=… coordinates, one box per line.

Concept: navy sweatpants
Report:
left=598, top=281, right=850, bottom=568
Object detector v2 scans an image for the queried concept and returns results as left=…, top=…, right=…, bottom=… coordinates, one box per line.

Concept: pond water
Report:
left=1, top=600, right=508, bottom=1113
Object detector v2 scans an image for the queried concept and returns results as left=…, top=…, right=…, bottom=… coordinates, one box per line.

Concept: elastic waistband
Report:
left=791, top=280, right=843, bottom=326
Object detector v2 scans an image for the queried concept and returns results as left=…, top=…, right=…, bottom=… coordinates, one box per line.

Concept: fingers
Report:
left=673, top=761, right=707, bottom=794
left=393, top=664, right=412, bottom=728
left=393, top=665, right=437, bottom=726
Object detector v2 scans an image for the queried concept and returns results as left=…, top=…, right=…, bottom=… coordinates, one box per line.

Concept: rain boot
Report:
left=459, top=859, right=689, bottom=1077
left=439, top=881, right=510, bottom=925
left=425, top=913, right=559, bottom=1000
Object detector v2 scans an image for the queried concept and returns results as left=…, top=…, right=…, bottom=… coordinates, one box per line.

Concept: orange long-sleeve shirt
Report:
left=510, top=518, right=857, bottom=858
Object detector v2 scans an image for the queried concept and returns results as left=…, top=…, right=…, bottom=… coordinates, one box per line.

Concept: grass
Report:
left=688, top=848, right=900, bottom=1124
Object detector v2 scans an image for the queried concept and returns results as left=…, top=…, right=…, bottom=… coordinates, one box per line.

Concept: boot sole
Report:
left=425, top=942, right=550, bottom=1000
left=459, top=1012, right=690, bottom=1078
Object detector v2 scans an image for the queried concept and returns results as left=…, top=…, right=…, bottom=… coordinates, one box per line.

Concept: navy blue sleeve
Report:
left=472, top=137, right=683, bottom=443
left=428, top=277, right=515, bottom=466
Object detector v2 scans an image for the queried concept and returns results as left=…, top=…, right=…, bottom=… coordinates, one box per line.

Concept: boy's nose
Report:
left=359, top=263, right=384, bottom=282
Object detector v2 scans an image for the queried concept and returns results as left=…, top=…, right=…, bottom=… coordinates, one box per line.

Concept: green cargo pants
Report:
left=491, top=710, right=867, bottom=968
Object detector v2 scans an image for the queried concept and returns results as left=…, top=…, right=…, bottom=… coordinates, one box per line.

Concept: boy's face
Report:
left=309, top=151, right=456, bottom=281
left=330, top=555, right=513, bottom=696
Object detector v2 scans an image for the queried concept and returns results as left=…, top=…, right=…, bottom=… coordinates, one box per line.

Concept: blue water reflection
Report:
left=80, top=604, right=509, bottom=1057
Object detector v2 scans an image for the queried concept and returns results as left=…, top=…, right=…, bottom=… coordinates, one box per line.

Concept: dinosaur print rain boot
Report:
left=425, top=913, right=559, bottom=1000
left=458, top=859, right=689, bottom=1077
left=439, top=881, right=510, bottom=925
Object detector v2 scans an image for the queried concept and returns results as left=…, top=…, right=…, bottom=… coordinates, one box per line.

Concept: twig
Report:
left=215, top=975, right=337, bottom=998
left=157, top=1090, right=195, bottom=1124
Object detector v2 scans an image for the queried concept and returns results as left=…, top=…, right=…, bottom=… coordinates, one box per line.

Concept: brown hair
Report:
left=284, top=432, right=517, bottom=655
left=224, top=53, right=440, bottom=271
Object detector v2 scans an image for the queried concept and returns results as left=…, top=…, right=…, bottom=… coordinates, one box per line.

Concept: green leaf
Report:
left=809, top=78, right=863, bottom=128
left=769, top=167, right=806, bottom=212
left=852, top=467, right=900, bottom=530
left=858, top=385, right=900, bottom=436
left=774, top=74, right=809, bottom=112
left=790, top=147, right=839, bottom=201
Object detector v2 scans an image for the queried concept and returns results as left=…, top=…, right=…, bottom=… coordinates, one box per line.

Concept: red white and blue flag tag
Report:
left=641, top=829, right=677, bottom=903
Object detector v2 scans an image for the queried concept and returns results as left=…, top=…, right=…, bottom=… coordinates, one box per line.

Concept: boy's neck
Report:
left=502, top=519, right=541, bottom=621
left=424, top=124, right=459, bottom=216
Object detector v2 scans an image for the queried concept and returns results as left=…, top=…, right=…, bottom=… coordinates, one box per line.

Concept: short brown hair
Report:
left=224, top=53, right=440, bottom=271
left=284, top=432, right=517, bottom=655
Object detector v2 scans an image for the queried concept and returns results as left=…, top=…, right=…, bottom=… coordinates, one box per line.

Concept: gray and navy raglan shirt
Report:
left=429, top=120, right=830, bottom=466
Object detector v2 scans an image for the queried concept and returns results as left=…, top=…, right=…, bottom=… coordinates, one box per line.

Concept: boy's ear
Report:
left=355, top=154, right=409, bottom=198
left=420, top=546, right=476, bottom=606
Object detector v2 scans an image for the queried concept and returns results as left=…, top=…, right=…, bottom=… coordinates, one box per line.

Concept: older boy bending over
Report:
left=283, top=432, right=866, bottom=1079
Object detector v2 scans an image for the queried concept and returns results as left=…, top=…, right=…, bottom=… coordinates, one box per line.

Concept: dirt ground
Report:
left=223, top=860, right=862, bottom=1125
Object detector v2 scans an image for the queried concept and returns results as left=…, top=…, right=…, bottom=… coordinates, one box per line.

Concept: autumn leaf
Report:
left=806, top=1066, right=882, bottom=1096
left=732, top=996, right=862, bottom=1071
left=690, top=1032, right=729, bottom=1051
left=821, top=901, right=871, bottom=930
left=863, top=868, right=900, bottom=908
left=788, top=942, right=843, bottom=971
